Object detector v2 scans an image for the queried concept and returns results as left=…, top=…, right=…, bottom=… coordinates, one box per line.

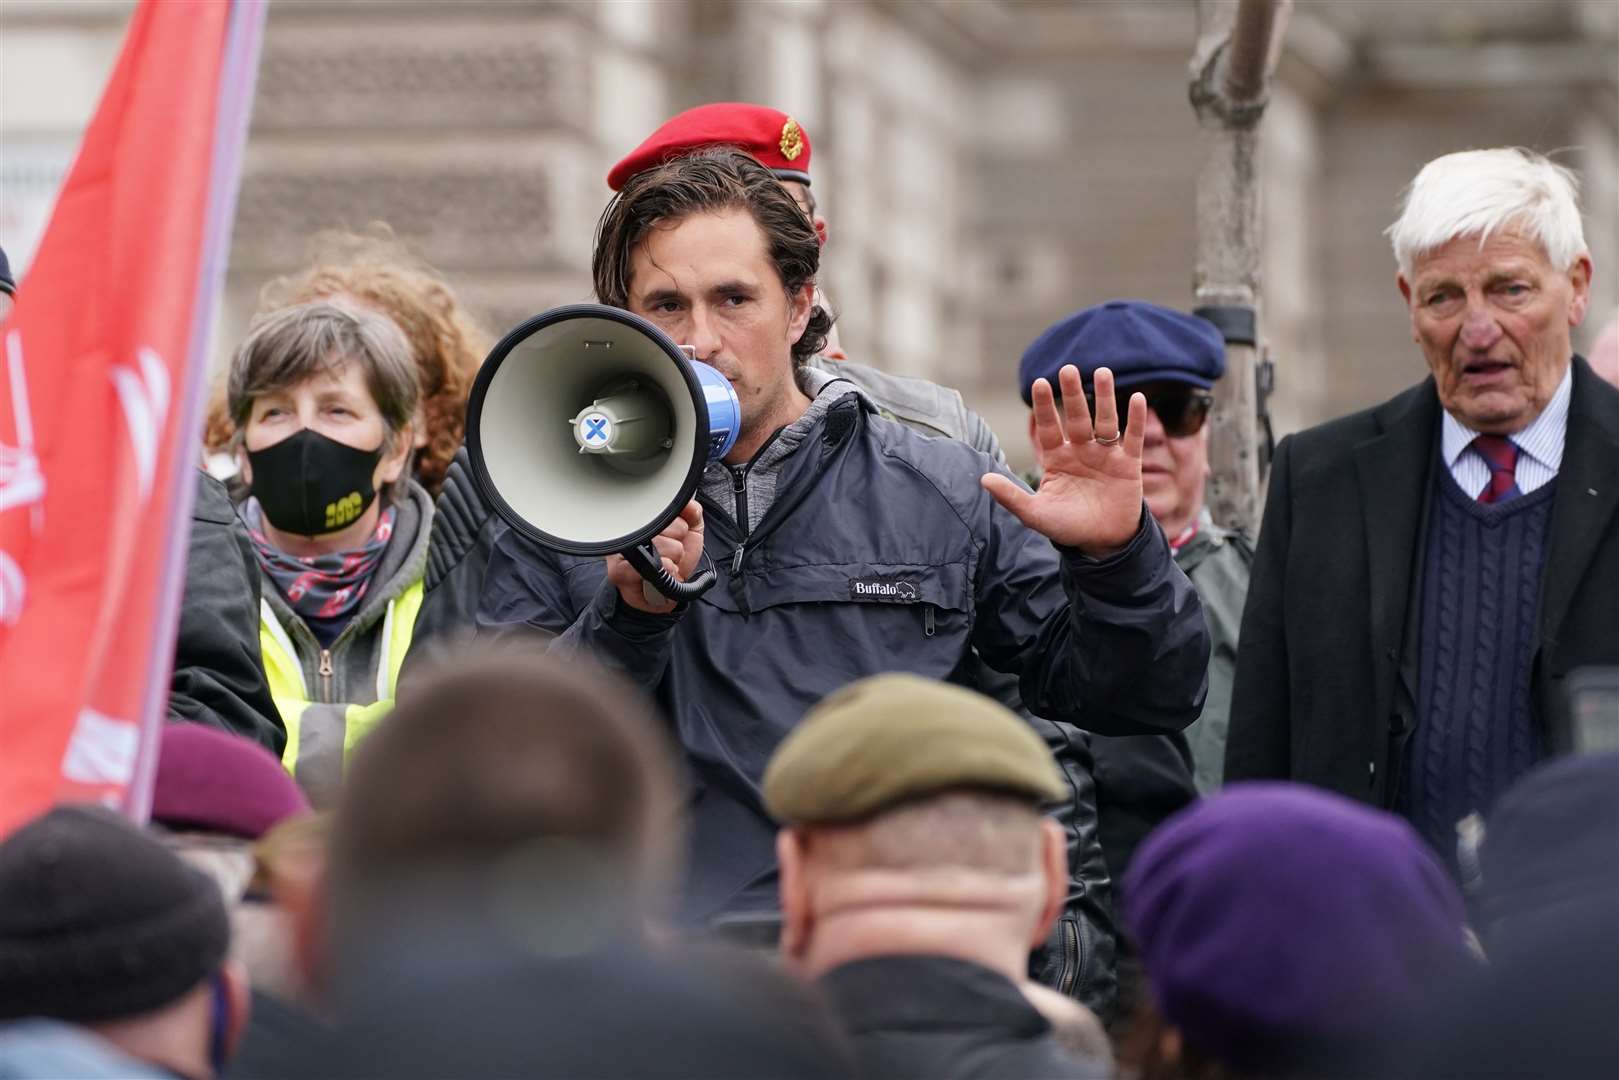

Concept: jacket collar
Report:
left=1171, top=506, right=1238, bottom=571
left=818, top=954, right=1049, bottom=1037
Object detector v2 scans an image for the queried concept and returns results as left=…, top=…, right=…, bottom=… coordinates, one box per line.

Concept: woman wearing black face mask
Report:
left=224, top=297, right=430, bottom=808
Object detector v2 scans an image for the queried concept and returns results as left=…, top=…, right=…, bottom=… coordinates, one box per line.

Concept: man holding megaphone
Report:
left=470, top=148, right=1211, bottom=952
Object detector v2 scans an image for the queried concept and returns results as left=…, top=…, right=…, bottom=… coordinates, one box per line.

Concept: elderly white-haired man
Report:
left=1226, top=148, right=1619, bottom=869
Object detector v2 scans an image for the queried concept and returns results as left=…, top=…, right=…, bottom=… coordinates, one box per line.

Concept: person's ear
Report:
left=236, top=446, right=253, bottom=487
left=785, top=284, right=815, bottom=347
left=376, top=426, right=413, bottom=486
left=1568, top=255, right=1593, bottom=328
left=1029, top=819, right=1067, bottom=949
left=219, top=960, right=252, bottom=1058
left=411, top=405, right=429, bottom=449
left=1397, top=271, right=1421, bottom=343
left=286, top=861, right=329, bottom=997
left=1158, top=1025, right=1184, bottom=1068
left=813, top=215, right=829, bottom=249
left=777, top=829, right=813, bottom=967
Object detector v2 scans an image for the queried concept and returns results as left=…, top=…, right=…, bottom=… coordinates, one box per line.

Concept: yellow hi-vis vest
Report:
left=260, top=580, right=422, bottom=807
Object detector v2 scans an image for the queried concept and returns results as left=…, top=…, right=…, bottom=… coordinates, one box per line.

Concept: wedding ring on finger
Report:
left=1093, top=433, right=1123, bottom=446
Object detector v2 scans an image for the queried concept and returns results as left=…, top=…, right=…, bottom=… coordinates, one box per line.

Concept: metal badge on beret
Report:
left=779, top=117, right=804, bottom=161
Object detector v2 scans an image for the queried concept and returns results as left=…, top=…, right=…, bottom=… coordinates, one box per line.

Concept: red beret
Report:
left=607, top=102, right=812, bottom=192
left=152, top=723, right=310, bottom=840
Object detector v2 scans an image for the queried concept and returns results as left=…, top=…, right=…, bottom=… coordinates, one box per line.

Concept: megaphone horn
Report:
left=466, top=304, right=741, bottom=602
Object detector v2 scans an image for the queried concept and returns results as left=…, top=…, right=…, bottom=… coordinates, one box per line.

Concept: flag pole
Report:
left=123, top=0, right=268, bottom=822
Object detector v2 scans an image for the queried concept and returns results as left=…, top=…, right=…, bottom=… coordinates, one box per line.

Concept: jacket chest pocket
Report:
left=698, top=561, right=975, bottom=680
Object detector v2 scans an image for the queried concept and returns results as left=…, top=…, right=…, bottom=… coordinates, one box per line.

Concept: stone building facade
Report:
left=3, top=0, right=1615, bottom=475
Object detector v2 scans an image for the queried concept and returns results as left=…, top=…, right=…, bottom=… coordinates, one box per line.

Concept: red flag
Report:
left=0, top=0, right=265, bottom=836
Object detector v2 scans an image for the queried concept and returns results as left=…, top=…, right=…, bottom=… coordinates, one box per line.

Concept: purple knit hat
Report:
left=153, top=723, right=310, bottom=839
left=1123, top=783, right=1474, bottom=1073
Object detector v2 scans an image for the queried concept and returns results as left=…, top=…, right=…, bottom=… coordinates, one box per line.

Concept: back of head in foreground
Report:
left=766, top=674, right=1071, bottom=977
left=1120, top=783, right=1476, bottom=1080
left=326, top=645, right=684, bottom=953
left=1422, top=750, right=1619, bottom=1080
left=766, top=673, right=1108, bottom=1079
left=314, top=646, right=850, bottom=1078
left=0, top=804, right=246, bottom=1080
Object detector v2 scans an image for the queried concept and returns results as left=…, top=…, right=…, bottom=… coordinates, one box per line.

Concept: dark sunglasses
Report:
left=1081, top=383, right=1214, bottom=438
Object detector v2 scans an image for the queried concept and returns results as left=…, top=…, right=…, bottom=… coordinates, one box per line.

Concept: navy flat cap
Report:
left=1017, top=300, right=1225, bottom=405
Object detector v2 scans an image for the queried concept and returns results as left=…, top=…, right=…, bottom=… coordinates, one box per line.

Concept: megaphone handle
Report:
left=622, top=543, right=717, bottom=603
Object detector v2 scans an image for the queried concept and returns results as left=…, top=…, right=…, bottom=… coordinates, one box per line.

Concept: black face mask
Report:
left=247, top=427, right=384, bottom=537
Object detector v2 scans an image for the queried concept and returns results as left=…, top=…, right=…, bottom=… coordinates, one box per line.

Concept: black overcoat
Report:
left=1227, top=356, right=1619, bottom=805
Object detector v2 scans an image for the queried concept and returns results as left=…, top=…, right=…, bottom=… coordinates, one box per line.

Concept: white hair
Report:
left=1387, top=148, right=1587, bottom=278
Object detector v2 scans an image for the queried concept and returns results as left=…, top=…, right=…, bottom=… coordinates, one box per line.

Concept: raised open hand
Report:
left=981, top=365, right=1145, bottom=557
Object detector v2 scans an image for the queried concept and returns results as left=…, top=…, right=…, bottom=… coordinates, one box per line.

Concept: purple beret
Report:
left=1123, top=783, right=1473, bottom=1074
left=153, top=723, right=310, bottom=840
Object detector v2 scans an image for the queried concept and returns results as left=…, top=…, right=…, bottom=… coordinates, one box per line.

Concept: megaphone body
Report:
left=466, top=304, right=741, bottom=601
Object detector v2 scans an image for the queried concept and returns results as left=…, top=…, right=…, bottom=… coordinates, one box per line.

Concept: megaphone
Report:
left=466, top=304, right=741, bottom=602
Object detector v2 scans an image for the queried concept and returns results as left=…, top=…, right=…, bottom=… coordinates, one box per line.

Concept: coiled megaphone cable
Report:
left=623, top=544, right=717, bottom=604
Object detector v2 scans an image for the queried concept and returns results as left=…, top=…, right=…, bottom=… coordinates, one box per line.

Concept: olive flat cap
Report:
left=764, top=674, right=1066, bottom=826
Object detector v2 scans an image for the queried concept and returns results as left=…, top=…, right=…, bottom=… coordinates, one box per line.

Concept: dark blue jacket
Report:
left=476, top=390, right=1209, bottom=922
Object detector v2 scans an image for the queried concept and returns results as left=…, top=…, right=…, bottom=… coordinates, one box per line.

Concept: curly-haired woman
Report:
left=206, top=226, right=487, bottom=497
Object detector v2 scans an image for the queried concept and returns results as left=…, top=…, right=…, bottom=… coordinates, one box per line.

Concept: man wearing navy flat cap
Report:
left=1019, top=303, right=1249, bottom=795
left=1019, top=301, right=1234, bottom=572
left=1018, top=299, right=1253, bottom=1021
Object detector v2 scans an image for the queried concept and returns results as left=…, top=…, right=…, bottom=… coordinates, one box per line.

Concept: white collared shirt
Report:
left=1440, top=364, right=1572, bottom=498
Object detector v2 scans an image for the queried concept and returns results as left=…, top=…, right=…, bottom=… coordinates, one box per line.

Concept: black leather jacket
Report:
left=169, top=472, right=283, bottom=752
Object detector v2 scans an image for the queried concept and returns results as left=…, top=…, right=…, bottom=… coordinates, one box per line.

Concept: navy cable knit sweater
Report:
left=1407, top=472, right=1554, bottom=863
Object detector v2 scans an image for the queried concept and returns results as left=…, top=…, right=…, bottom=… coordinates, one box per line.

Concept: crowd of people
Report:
left=1, top=104, right=1617, bottom=1078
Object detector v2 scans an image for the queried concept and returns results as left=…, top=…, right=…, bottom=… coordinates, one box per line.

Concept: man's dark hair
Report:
left=326, top=646, right=684, bottom=933
left=592, top=147, right=832, bottom=366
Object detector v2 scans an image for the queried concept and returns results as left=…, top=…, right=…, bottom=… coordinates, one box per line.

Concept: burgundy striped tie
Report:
left=1472, top=434, right=1521, bottom=504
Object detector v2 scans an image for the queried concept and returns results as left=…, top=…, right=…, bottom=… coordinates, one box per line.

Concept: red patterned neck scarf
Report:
left=244, top=498, right=396, bottom=630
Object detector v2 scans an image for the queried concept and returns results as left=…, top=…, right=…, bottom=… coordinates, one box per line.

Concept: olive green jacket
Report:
left=1174, top=509, right=1253, bottom=792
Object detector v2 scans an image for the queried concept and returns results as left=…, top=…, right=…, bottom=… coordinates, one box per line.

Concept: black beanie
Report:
left=0, top=804, right=229, bottom=1022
